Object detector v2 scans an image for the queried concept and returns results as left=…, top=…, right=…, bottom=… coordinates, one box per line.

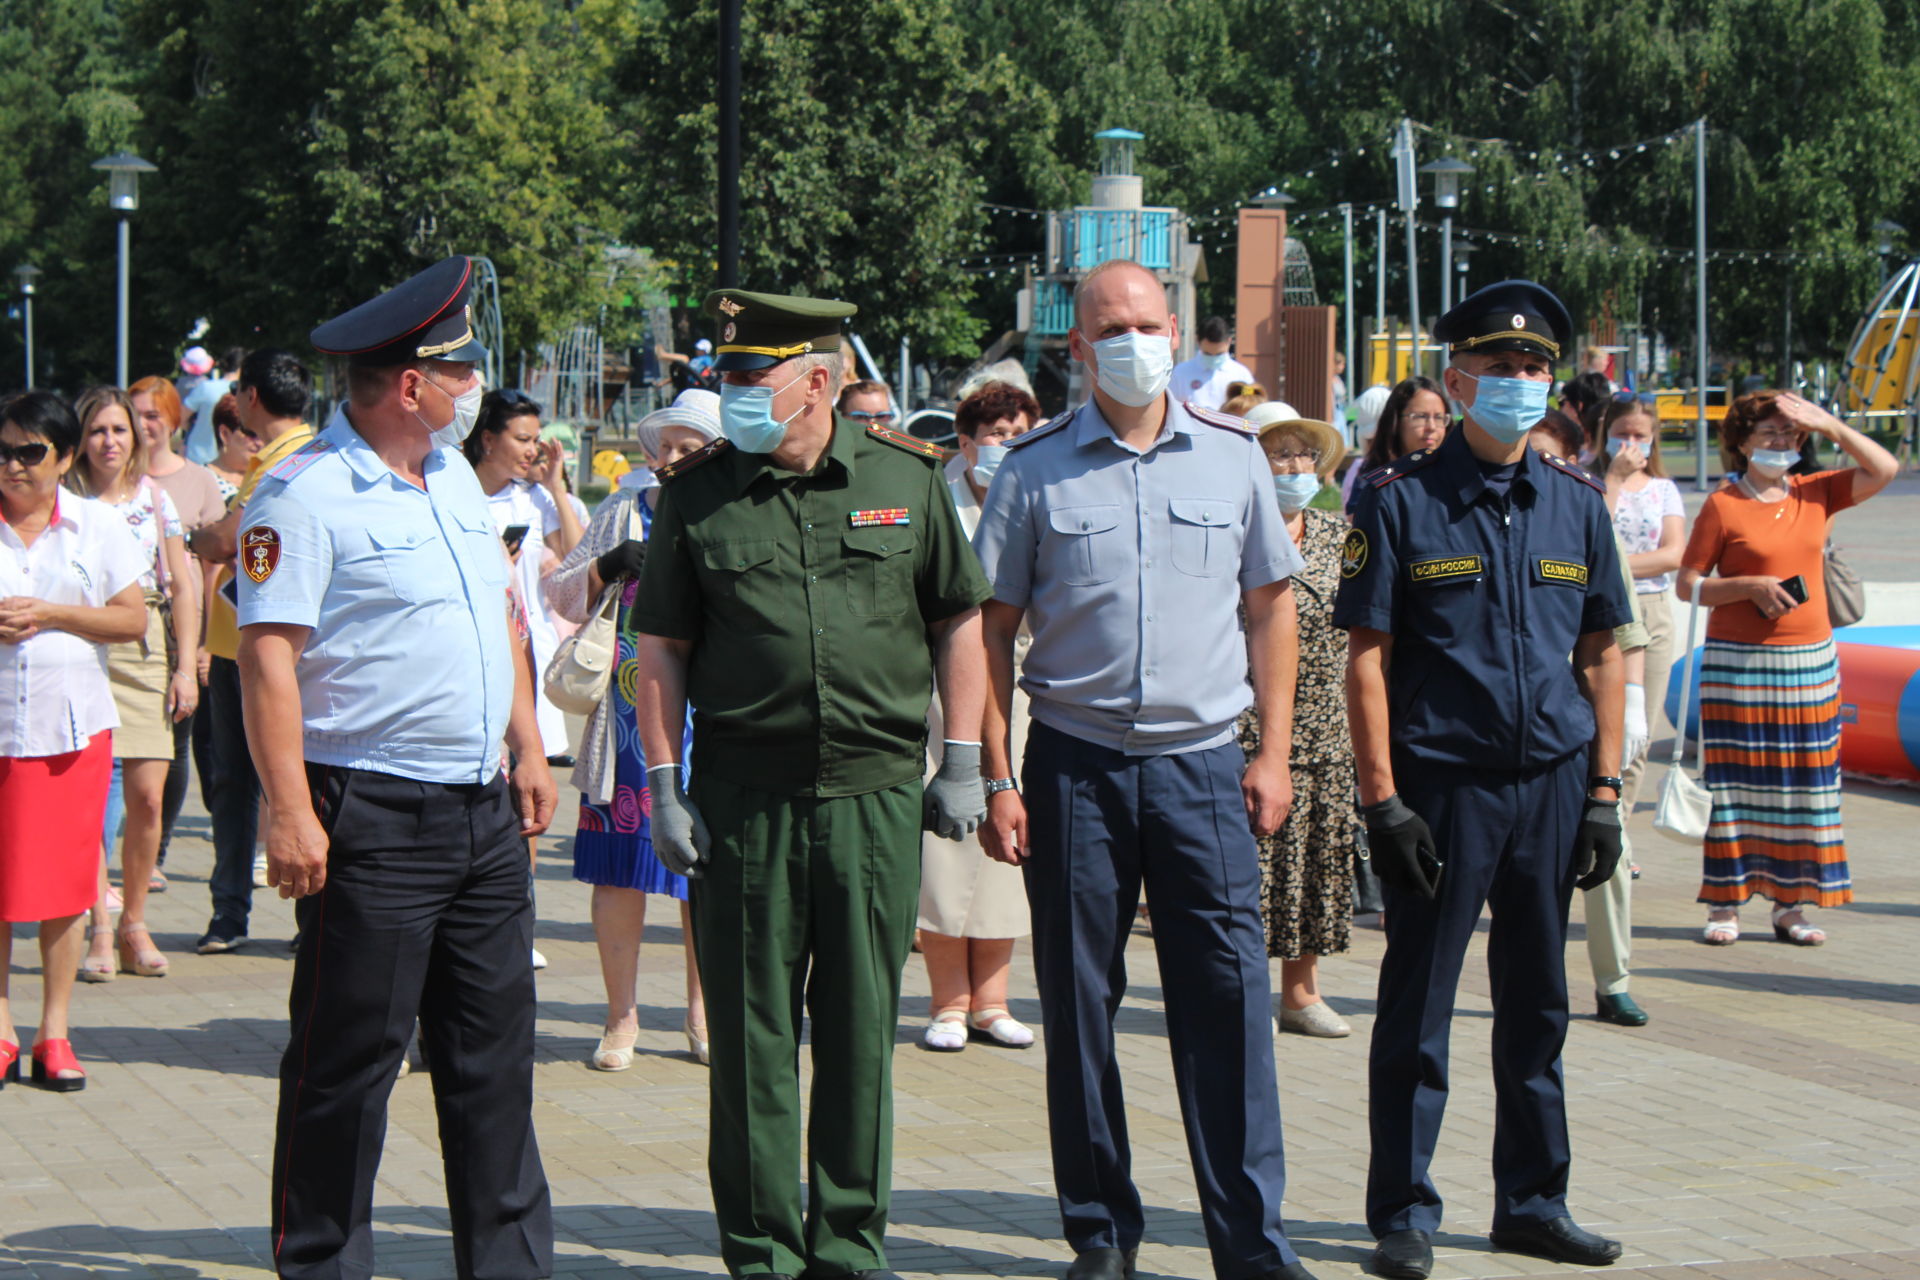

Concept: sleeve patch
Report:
left=1341, top=528, right=1369, bottom=578
left=242, top=527, right=282, bottom=583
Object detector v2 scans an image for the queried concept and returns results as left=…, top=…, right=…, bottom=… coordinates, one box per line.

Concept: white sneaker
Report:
left=531, top=947, right=548, bottom=970
left=1277, top=1000, right=1352, bottom=1038
left=252, top=852, right=269, bottom=888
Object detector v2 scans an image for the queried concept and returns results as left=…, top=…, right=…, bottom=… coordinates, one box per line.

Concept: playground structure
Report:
left=1838, top=257, right=1920, bottom=461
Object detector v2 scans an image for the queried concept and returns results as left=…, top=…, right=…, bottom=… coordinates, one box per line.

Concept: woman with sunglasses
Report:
left=1677, top=392, right=1896, bottom=946
left=0, top=392, right=150, bottom=1091
left=205, top=393, right=262, bottom=500
left=65, top=387, right=200, bottom=980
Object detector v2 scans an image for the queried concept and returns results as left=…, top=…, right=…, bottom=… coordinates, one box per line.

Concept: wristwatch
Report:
left=1588, top=774, right=1624, bottom=795
left=984, top=777, right=1019, bottom=795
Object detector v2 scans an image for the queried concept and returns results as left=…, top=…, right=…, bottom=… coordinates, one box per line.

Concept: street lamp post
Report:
left=1454, top=240, right=1474, bottom=303
left=1874, top=219, right=1905, bottom=284
left=13, top=264, right=39, bottom=389
left=91, top=152, right=158, bottom=389
left=1420, top=157, right=1475, bottom=318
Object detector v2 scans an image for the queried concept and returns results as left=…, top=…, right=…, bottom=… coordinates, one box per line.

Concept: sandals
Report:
left=30, top=1038, right=86, bottom=1092
left=116, top=922, right=169, bottom=977
left=921, top=1012, right=968, bottom=1052
left=77, top=927, right=117, bottom=984
left=0, top=1039, right=18, bottom=1089
left=684, top=1017, right=709, bottom=1066
left=1703, top=910, right=1740, bottom=946
left=968, top=1008, right=1035, bottom=1048
left=591, top=1026, right=638, bottom=1072
left=1772, top=905, right=1827, bottom=946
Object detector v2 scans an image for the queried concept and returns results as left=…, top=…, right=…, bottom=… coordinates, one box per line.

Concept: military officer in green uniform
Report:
left=629, top=289, right=992, bottom=1280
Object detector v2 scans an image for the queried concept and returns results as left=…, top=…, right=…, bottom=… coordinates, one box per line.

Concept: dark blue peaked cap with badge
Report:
left=703, top=289, right=857, bottom=372
left=1432, top=279, right=1572, bottom=362
left=310, top=255, right=487, bottom=366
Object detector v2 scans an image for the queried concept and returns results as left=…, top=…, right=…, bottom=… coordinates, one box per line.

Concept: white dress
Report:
left=485, top=479, right=571, bottom=758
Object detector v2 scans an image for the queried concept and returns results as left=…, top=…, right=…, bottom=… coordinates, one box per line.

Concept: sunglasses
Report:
left=0, top=440, right=52, bottom=467
left=1611, top=390, right=1656, bottom=405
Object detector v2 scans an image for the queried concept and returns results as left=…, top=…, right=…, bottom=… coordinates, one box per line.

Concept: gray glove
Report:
left=1574, top=797, right=1624, bottom=891
left=646, top=764, right=709, bottom=879
left=923, top=741, right=986, bottom=841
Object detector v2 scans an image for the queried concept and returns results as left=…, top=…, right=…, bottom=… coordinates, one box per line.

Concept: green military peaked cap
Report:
left=703, top=289, right=857, bottom=372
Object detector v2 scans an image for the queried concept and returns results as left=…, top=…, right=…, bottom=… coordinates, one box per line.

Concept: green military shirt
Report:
left=630, top=416, right=992, bottom=798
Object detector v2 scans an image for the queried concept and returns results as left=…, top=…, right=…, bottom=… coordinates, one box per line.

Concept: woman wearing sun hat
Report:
left=1236, top=403, right=1359, bottom=1038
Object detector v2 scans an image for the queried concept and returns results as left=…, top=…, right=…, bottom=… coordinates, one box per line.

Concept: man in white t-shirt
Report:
left=1167, top=315, right=1254, bottom=411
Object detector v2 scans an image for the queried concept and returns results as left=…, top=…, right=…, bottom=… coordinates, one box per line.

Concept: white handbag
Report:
left=543, top=500, right=643, bottom=716
left=1653, top=580, right=1713, bottom=843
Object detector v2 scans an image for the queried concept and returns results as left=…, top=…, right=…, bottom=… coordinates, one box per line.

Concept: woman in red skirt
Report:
left=0, top=391, right=149, bottom=1092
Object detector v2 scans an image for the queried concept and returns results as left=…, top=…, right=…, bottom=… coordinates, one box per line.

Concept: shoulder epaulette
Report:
left=865, top=422, right=945, bottom=462
left=656, top=437, right=732, bottom=482
left=1006, top=410, right=1072, bottom=450
left=1184, top=402, right=1258, bottom=435
left=266, top=437, right=334, bottom=484
left=1369, top=448, right=1441, bottom=487
left=1540, top=451, right=1606, bottom=494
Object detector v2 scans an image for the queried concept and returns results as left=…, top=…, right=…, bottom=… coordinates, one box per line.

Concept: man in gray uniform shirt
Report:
left=973, top=259, right=1316, bottom=1280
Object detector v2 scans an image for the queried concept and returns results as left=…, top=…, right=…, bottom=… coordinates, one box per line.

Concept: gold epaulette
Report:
left=865, top=422, right=945, bottom=461
left=655, top=438, right=732, bottom=482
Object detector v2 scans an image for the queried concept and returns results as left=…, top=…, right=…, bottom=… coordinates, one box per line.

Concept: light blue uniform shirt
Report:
left=237, top=407, right=515, bottom=783
left=973, top=395, right=1302, bottom=755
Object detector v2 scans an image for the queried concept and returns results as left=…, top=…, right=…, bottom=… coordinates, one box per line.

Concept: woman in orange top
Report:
left=1676, top=391, right=1895, bottom=946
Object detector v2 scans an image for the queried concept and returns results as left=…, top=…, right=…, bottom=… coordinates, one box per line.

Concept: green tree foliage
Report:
left=1, top=0, right=1918, bottom=389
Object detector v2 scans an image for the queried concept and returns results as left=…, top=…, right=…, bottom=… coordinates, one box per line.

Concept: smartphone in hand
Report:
left=1778, top=574, right=1809, bottom=606
left=502, top=523, right=531, bottom=557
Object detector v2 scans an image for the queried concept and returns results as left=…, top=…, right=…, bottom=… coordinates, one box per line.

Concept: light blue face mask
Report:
left=970, top=442, right=1010, bottom=485
left=1456, top=370, right=1551, bottom=444
left=1272, top=472, right=1322, bottom=511
left=1747, top=447, right=1800, bottom=476
left=1201, top=351, right=1228, bottom=371
left=718, top=369, right=808, bottom=454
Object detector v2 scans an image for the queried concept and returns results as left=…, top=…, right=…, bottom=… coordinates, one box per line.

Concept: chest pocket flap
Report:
left=1046, top=504, right=1122, bottom=587
left=844, top=526, right=915, bottom=616
left=1167, top=497, right=1235, bottom=577
left=451, top=508, right=508, bottom=587
left=1048, top=505, right=1122, bottom=537
left=1167, top=498, right=1232, bottom=528
left=368, top=524, right=439, bottom=603
left=702, top=539, right=776, bottom=573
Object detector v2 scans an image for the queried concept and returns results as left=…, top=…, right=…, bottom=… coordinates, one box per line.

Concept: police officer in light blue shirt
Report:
left=973, top=258, right=1316, bottom=1280
left=236, top=255, right=557, bottom=1280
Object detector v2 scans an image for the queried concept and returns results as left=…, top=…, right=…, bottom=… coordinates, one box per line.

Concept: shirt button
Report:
left=809, top=574, right=817, bottom=583
left=816, top=628, right=824, bottom=635
left=1081, top=520, right=1090, bottom=530
left=805, top=522, right=814, bottom=531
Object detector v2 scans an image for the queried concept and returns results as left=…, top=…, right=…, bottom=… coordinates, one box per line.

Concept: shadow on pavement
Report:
left=1638, top=965, right=1917, bottom=1003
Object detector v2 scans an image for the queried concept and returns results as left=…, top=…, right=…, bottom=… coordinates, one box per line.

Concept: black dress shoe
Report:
left=1595, top=992, right=1649, bottom=1027
left=1489, top=1216, right=1623, bottom=1265
left=1065, top=1247, right=1137, bottom=1280
left=1370, top=1227, right=1433, bottom=1278
left=545, top=753, right=576, bottom=769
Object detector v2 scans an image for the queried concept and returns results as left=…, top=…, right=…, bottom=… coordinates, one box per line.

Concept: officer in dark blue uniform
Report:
left=1333, top=281, right=1634, bottom=1280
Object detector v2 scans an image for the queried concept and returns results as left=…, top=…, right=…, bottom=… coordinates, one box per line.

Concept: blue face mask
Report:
left=1456, top=370, right=1551, bottom=444
left=1272, top=472, right=1321, bottom=511
left=718, top=369, right=808, bottom=454
left=970, top=442, right=1009, bottom=485
left=1201, top=351, right=1228, bottom=371
left=1747, top=447, right=1800, bottom=476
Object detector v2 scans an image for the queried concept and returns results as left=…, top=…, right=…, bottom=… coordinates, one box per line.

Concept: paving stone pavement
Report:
left=6, top=771, right=1919, bottom=1280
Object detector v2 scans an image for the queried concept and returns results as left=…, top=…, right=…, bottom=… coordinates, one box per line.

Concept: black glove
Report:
left=1573, top=797, right=1624, bottom=891
left=595, top=539, right=647, bottom=584
left=1358, top=794, right=1443, bottom=900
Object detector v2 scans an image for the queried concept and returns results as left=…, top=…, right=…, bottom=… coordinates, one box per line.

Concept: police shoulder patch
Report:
left=241, top=526, right=282, bottom=583
left=266, top=438, right=334, bottom=483
left=1340, top=528, right=1369, bottom=578
left=1185, top=402, right=1257, bottom=434
left=655, top=437, right=732, bottom=482
left=1539, top=451, right=1605, bottom=493
left=1006, top=410, right=1072, bottom=450
left=865, top=422, right=946, bottom=462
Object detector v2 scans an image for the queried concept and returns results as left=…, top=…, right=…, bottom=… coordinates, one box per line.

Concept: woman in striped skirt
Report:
left=1676, top=391, right=1896, bottom=946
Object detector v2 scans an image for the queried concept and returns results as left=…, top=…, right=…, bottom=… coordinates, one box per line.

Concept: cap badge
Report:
left=717, top=297, right=745, bottom=317
left=722, top=322, right=737, bottom=343
left=243, top=527, right=282, bottom=584
left=1512, top=314, right=1527, bottom=329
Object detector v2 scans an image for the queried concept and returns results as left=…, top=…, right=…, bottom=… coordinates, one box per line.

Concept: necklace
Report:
left=1737, top=474, right=1789, bottom=517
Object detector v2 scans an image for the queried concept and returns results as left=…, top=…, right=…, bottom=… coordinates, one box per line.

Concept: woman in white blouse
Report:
left=0, top=392, right=148, bottom=1091
left=463, top=390, right=584, bottom=763
left=65, top=386, right=199, bottom=981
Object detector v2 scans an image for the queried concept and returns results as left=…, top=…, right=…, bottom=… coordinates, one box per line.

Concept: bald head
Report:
left=1072, top=259, right=1168, bottom=332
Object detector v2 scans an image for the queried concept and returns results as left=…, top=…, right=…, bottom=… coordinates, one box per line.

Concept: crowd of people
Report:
left=0, top=254, right=1898, bottom=1280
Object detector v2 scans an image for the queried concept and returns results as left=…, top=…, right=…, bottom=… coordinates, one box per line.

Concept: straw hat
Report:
left=1245, top=402, right=1347, bottom=479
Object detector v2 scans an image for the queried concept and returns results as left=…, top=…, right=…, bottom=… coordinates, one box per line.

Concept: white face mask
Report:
left=1747, top=447, right=1800, bottom=478
left=417, top=371, right=484, bottom=451
left=970, top=442, right=1010, bottom=485
left=1088, top=331, right=1173, bottom=407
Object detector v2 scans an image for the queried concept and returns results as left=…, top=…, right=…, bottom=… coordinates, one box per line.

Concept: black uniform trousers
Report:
left=1365, top=749, right=1585, bottom=1238
left=271, top=764, right=552, bottom=1280
left=1022, top=721, right=1298, bottom=1279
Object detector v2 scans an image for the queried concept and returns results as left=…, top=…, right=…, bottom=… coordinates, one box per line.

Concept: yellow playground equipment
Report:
left=1839, top=261, right=1920, bottom=439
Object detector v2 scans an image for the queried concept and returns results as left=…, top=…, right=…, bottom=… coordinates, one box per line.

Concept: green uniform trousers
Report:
left=690, top=773, right=922, bottom=1278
